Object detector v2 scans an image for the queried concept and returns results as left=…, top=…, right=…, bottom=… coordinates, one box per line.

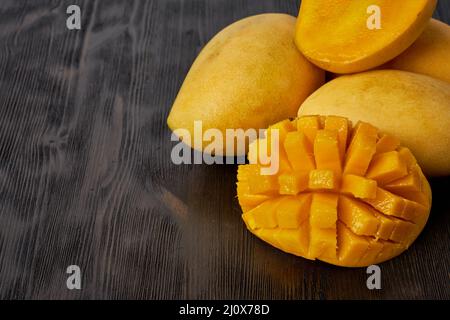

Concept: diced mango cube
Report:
left=314, top=130, right=342, bottom=175
left=337, top=222, right=369, bottom=266
left=375, top=241, right=405, bottom=263
left=338, top=196, right=380, bottom=236
left=242, top=164, right=279, bottom=194
left=376, top=133, right=400, bottom=154
left=390, top=219, right=417, bottom=244
left=384, top=164, right=429, bottom=206
left=366, top=151, right=408, bottom=185
left=340, top=174, right=377, bottom=199
left=248, top=136, right=291, bottom=174
left=359, top=239, right=384, bottom=267
left=308, top=169, right=336, bottom=190
left=242, top=211, right=258, bottom=230
left=283, top=131, right=315, bottom=172
left=278, top=171, right=309, bottom=195
left=372, top=210, right=396, bottom=240
left=402, top=199, right=429, bottom=224
left=237, top=181, right=271, bottom=212
left=363, top=188, right=427, bottom=224
left=309, top=227, right=336, bottom=259
left=243, top=198, right=281, bottom=229
left=237, top=163, right=259, bottom=181
left=247, top=172, right=278, bottom=195
left=363, top=188, right=406, bottom=220
left=297, top=116, right=320, bottom=144
left=310, top=193, right=338, bottom=229
left=397, top=147, right=417, bottom=169
left=276, top=194, right=311, bottom=228
left=344, top=122, right=378, bottom=176
left=275, top=225, right=310, bottom=257
left=267, top=119, right=295, bottom=143
left=324, top=116, right=350, bottom=161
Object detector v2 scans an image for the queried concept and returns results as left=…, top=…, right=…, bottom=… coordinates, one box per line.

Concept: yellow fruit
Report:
left=298, top=70, right=450, bottom=176
left=167, top=14, right=325, bottom=155
left=237, top=116, right=431, bottom=267
left=295, top=0, right=437, bottom=73
left=386, top=19, right=450, bottom=83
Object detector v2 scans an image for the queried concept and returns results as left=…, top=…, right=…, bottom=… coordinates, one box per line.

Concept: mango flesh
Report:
left=237, top=116, right=431, bottom=267
left=167, top=14, right=325, bottom=155
left=295, top=0, right=437, bottom=73
left=386, top=19, right=450, bottom=84
left=298, top=70, right=450, bottom=176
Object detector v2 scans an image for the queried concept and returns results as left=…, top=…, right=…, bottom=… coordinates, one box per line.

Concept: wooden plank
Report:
left=0, top=0, right=448, bottom=299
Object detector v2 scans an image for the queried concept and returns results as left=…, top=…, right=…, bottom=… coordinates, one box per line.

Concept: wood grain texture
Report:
left=0, top=0, right=449, bottom=300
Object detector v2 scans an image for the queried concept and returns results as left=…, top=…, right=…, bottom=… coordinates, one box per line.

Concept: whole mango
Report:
left=168, top=14, right=324, bottom=155
left=386, top=19, right=450, bottom=84
left=298, top=70, right=450, bottom=176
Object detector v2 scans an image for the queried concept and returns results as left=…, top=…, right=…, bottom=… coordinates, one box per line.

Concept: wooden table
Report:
left=0, top=0, right=449, bottom=299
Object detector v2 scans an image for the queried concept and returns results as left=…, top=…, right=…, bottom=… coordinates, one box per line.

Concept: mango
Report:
left=237, top=115, right=431, bottom=267
left=298, top=70, right=450, bottom=176
left=386, top=19, right=450, bottom=83
left=167, top=14, right=325, bottom=155
left=295, top=0, right=437, bottom=73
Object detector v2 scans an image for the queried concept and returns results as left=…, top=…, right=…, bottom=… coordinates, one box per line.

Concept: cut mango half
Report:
left=295, top=0, right=437, bottom=73
left=237, top=116, right=431, bottom=267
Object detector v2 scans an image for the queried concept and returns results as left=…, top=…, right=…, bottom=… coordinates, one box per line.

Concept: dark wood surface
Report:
left=0, top=0, right=449, bottom=300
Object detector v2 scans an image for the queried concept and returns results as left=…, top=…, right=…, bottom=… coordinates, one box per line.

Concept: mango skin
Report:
left=298, top=70, right=450, bottom=176
left=386, top=19, right=450, bottom=84
left=168, top=14, right=325, bottom=155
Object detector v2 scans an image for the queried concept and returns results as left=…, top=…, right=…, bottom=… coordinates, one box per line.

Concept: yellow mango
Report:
left=314, top=130, right=342, bottom=176
left=309, top=227, right=337, bottom=260
left=249, top=136, right=292, bottom=174
left=267, top=119, right=295, bottom=143
left=344, top=122, right=378, bottom=176
left=366, top=151, right=408, bottom=185
left=167, top=14, right=324, bottom=155
left=275, top=226, right=310, bottom=257
left=372, top=211, right=396, bottom=240
left=308, top=169, right=336, bottom=190
left=390, top=219, right=417, bottom=244
left=297, top=116, right=320, bottom=145
left=276, top=195, right=312, bottom=229
left=386, top=19, right=450, bottom=84
left=359, top=240, right=384, bottom=267
left=363, top=188, right=429, bottom=224
left=384, top=165, right=429, bottom=206
left=295, top=0, right=437, bottom=73
left=237, top=115, right=432, bottom=267
left=244, top=164, right=279, bottom=195
left=298, top=70, right=450, bottom=176
left=376, top=134, right=401, bottom=154
left=336, top=222, right=369, bottom=266
left=310, top=193, right=338, bottom=229
left=237, top=183, right=271, bottom=212
left=278, top=172, right=309, bottom=195
left=324, top=116, right=350, bottom=161
left=243, top=198, right=281, bottom=229
left=284, top=132, right=315, bottom=172
left=341, top=174, right=377, bottom=199
left=338, top=196, right=379, bottom=236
